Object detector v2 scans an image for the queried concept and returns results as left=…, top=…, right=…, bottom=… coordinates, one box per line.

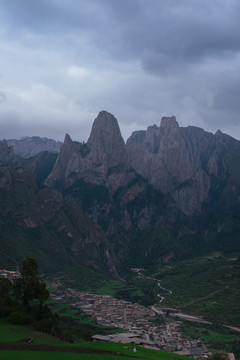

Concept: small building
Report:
left=0, top=269, right=21, bottom=282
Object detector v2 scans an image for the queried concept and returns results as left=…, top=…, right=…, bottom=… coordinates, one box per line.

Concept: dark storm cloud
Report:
left=2, top=0, right=240, bottom=70
left=0, top=0, right=57, bottom=30
left=214, top=76, right=240, bottom=115
left=0, top=0, right=240, bottom=140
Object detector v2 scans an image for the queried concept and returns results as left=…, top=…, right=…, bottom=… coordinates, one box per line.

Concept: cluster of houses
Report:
left=0, top=269, right=21, bottom=282
left=51, top=288, right=209, bottom=357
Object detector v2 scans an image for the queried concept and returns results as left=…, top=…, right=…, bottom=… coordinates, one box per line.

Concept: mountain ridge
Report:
left=0, top=110, right=239, bottom=276
left=6, top=136, right=62, bottom=159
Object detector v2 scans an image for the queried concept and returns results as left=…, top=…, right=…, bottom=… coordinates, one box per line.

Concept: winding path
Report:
left=131, top=268, right=240, bottom=332
left=131, top=268, right=172, bottom=305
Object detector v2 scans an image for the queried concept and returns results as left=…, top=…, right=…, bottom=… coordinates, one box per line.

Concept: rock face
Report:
left=2, top=110, right=240, bottom=274
left=7, top=136, right=62, bottom=158
left=0, top=139, right=58, bottom=185
left=0, top=139, right=18, bottom=166
left=46, top=111, right=132, bottom=192
left=88, top=110, right=127, bottom=168
left=126, top=117, right=240, bottom=214
left=46, top=111, right=184, bottom=266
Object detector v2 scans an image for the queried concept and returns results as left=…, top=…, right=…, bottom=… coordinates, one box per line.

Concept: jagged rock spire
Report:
left=64, top=133, right=72, bottom=145
left=87, top=110, right=126, bottom=167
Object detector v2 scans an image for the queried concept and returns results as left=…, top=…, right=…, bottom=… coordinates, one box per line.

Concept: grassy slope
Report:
left=181, top=321, right=240, bottom=358
left=0, top=320, right=188, bottom=360
left=151, top=252, right=240, bottom=326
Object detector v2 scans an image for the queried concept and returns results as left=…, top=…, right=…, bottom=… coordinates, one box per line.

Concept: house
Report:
left=0, top=269, right=21, bottom=282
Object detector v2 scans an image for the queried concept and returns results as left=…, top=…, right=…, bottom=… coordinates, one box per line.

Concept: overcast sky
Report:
left=0, top=0, right=240, bottom=142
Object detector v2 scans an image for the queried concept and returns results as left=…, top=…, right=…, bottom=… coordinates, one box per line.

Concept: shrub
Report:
left=9, top=311, right=24, bottom=324
left=9, top=311, right=33, bottom=325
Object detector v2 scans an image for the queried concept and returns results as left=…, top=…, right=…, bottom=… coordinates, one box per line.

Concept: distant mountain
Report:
left=6, top=136, right=62, bottom=158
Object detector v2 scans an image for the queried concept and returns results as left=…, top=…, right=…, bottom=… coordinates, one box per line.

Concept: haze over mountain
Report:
left=6, top=137, right=62, bottom=158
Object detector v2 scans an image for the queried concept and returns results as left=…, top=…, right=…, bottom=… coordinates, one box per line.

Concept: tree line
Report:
left=0, top=258, right=74, bottom=341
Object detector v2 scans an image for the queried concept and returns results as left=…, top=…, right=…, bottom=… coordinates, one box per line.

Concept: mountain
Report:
left=0, top=138, right=59, bottom=185
left=46, top=111, right=129, bottom=190
left=0, top=165, right=118, bottom=275
left=6, top=136, right=62, bottom=158
left=45, top=111, right=240, bottom=264
left=1, top=112, right=240, bottom=336
left=1, top=110, right=240, bottom=276
left=126, top=116, right=240, bottom=215
left=45, top=111, right=195, bottom=267
left=0, top=139, right=20, bottom=166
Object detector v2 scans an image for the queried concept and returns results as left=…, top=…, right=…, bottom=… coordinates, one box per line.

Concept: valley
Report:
left=48, top=283, right=210, bottom=355
left=42, top=251, right=240, bottom=357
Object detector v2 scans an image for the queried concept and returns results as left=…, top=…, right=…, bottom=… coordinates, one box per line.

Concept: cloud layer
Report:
left=0, top=0, right=240, bottom=141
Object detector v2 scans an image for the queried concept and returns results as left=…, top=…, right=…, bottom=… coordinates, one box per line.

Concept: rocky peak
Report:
left=87, top=110, right=126, bottom=168
left=88, top=110, right=125, bottom=156
left=46, top=111, right=129, bottom=190
left=160, top=116, right=179, bottom=129
left=64, top=133, right=72, bottom=145
left=88, top=111, right=122, bottom=144
left=126, top=117, right=217, bottom=214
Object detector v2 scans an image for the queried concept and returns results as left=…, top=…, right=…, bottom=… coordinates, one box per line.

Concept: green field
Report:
left=0, top=319, right=189, bottom=360
left=0, top=319, right=67, bottom=345
left=150, top=252, right=240, bottom=326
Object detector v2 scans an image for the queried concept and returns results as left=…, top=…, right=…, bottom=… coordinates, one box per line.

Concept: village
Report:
left=51, top=288, right=209, bottom=358
left=0, top=269, right=236, bottom=359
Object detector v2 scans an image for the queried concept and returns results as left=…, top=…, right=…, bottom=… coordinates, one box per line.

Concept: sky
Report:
left=0, top=0, right=240, bottom=142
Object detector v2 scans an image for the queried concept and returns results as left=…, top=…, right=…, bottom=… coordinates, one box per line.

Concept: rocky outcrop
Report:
left=126, top=117, right=240, bottom=214
left=0, top=139, right=58, bottom=185
left=2, top=111, right=239, bottom=273
left=87, top=110, right=127, bottom=168
left=45, top=111, right=194, bottom=268
left=6, top=136, right=62, bottom=158
left=0, top=139, right=19, bottom=166
left=46, top=111, right=133, bottom=192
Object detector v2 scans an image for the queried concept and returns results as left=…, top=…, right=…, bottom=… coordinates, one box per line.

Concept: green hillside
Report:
left=151, top=252, right=240, bottom=326
left=0, top=320, right=189, bottom=360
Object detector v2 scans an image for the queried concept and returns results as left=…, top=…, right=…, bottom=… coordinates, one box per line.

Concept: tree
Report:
left=37, top=281, right=49, bottom=309
left=13, top=258, right=49, bottom=313
left=0, top=277, right=12, bottom=298
left=0, top=277, right=14, bottom=317
left=21, top=257, right=38, bottom=281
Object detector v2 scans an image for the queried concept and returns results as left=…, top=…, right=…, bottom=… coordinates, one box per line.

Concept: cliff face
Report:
left=2, top=111, right=240, bottom=274
left=0, top=139, right=19, bottom=166
left=46, top=111, right=134, bottom=192
left=45, top=111, right=186, bottom=266
left=7, top=136, right=62, bottom=158
left=126, top=117, right=240, bottom=214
